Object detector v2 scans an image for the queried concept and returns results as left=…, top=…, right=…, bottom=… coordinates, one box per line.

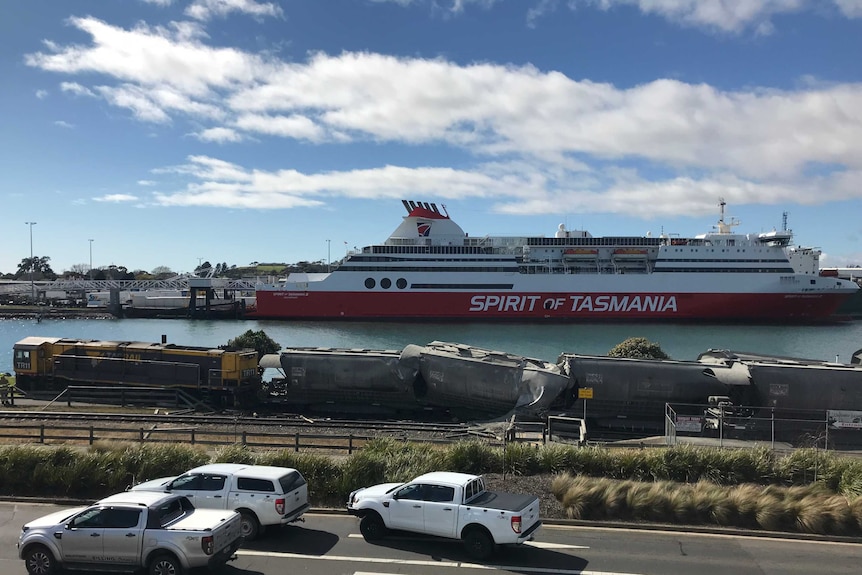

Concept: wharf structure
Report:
left=0, top=276, right=261, bottom=319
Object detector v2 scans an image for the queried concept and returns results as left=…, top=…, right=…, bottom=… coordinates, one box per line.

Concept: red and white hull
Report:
left=249, top=201, right=860, bottom=322
left=251, top=291, right=850, bottom=321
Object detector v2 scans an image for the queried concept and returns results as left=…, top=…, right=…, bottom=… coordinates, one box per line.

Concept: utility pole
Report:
left=89, top=239, right=94, bottom=280
left=25, top=221, right=36, bottom=302
left=326, top=239, right=331, bottom=272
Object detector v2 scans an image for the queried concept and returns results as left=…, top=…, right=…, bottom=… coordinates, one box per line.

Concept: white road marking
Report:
left=237, top=549, right=641, bottom=575
left=345, top=533, right=588, bottom=549
left=543, top=523, right=862, bottom=547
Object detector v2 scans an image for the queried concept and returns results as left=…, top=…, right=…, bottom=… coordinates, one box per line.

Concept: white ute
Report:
left=131, top=463, right=309, bottom=540
left=18, top=491, right=242, bottom=575
left=347, top=471, right=541, bottom=560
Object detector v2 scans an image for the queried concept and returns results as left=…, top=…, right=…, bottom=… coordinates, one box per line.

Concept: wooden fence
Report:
left=0, top=421, right=541, bottom=453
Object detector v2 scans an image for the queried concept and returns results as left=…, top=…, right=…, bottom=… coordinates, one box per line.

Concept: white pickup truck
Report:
left=131, top=463, right=309, bottom=541
left=18, top=491, right=242, bottom=575
left=347, top=471, right=541, bottom=560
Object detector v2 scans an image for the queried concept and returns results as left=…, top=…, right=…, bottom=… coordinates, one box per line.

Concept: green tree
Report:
left=151, top=266, right=174, bottom=279
left=225, top=330, right=281, bottom=359
left=102, top=265, right=134, bottom=280
left=607, top=337, right=670, bottom=360
left=15, top=256, right=56, bottom=280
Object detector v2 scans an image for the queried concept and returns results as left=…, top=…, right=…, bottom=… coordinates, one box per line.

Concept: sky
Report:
left=2, top=0, right=862, bottom=276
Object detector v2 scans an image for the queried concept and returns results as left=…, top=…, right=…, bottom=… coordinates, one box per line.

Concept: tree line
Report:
left=1, top=257, right=331, bottom=281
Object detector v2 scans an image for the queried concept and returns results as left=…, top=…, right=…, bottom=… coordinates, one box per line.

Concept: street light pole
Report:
left=89, top=239, right=94, bottom=280
left=25, top=221, right=36, bottom=301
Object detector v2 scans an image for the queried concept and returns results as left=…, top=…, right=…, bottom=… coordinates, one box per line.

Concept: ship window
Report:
left=381, top=278, right=392, bottom=289
left=364, top=278, right=376, bottom=289
left=396, top=278, right=407, bottom=289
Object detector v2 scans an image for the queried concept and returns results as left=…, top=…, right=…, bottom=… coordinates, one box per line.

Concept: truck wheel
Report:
left=359, top=512, right=387, bottom=541
left=149, top=552, right=183, bottom=575
left=239, top=510, right=260, bottom=541
left=24, top=545, right=56, bottom=575
left=463, top=528, right=496, bottom=560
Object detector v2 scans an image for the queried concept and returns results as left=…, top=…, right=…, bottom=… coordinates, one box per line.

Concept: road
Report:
left=2, top=503, right=861, bottom=575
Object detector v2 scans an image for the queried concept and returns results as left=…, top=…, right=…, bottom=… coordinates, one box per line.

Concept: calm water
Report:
left=2, top=317, right=862, bottom=374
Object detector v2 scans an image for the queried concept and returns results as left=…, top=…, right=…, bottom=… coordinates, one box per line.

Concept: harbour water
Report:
left=2, top=317, right=862, bottom=374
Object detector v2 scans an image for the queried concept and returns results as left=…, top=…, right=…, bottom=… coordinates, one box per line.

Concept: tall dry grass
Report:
left=551, top=472, right=862, bottom=535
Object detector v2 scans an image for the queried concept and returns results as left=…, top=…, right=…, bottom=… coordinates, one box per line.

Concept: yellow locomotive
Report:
left=13, top=337, right=261, bottom=407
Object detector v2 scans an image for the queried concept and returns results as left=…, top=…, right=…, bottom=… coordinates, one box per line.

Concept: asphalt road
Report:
left=2, top=503, right=861, bottom=575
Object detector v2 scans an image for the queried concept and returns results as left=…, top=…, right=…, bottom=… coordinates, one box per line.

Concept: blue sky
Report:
left=3, top=0, right=861, bottom=276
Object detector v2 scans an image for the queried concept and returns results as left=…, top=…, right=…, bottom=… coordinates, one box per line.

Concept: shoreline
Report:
left=0, top=305, right=114, bottom=320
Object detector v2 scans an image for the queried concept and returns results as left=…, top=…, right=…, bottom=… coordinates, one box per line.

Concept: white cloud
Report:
left=35, top=89, right=48, bottom=99
left=53, top=120, right=74, bottom=129
left=93, top=194, right=139, bottom=202
left=60, top=82, right=96, bottom=97
left=526, top=0, right=559, bottom=27
left=833, top=0, right=862, bottom=17
left=23, top=12, right=862, bottom=219
left=233, top=113, right=325, bottom=141
left=375, top=0, right=862, bottom=31
left=578, top=0, right=859, bottom=33
left=146, top=154, right=862, bottom=220
left=194, top=127, right=244, bottom=143
left=137, top=180, right=157, bottom=186
left=141, top=0, right=174, bottom=6
left=185, top=0, right=284, bottom=21
left=26, top=17, right=271, bottom=97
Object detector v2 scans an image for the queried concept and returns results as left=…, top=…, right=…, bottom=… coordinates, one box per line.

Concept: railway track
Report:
left=0, top=408, right=484, bottom=439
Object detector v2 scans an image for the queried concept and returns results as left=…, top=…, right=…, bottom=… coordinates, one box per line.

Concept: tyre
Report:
left=149, top=552, right=183, bottom=575
left=24, top=545, right=56, bottom=575
left=463, top=528, right=496, bottom=560
left=239, top=510, right=260, bottom=541
left=359, top=512, right=387, bottom=541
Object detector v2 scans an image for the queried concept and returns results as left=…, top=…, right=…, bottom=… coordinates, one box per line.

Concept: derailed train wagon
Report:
left=558, top=353, right=751, bottom=430
left=401, top=341, right=572, bottom=419
left=260, top=347, right=420, bottom=416
left=698, top=349, right=862, bottom=420
left=260, top=341, right=572, bottom=420
left=12, top=336, right=261, bottom=406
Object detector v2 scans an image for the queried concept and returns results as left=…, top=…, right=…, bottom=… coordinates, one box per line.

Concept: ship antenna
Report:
left=716, top=197, right=739, bottom=234
left=441, top=203, right=449, bottom=218
left=782, top=211, right=788, bottom=231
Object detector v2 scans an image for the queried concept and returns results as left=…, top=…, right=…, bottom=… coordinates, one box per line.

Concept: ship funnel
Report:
left=401, top=200, right=412, bottom=213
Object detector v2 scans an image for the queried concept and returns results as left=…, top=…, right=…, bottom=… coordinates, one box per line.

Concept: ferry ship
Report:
left=251, top=200, right=859, bottom=322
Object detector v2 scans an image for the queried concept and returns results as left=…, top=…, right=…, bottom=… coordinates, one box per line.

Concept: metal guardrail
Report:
left=664, top=402, right=854, bottom=450
left=547, top=415, right=586, bottom=445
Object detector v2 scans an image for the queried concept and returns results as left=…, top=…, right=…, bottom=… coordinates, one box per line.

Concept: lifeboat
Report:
left=563, top=248, right=599, bottom=260
left=612, top=248, right=648, bottom=258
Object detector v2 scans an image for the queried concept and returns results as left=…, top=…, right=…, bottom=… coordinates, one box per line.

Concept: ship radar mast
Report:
left=715, top=198, right=740, bottom=234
